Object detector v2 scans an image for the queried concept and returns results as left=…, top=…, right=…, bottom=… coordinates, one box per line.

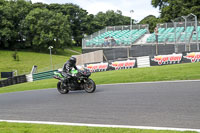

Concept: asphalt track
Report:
left=0, top=80, right=200, bottom=129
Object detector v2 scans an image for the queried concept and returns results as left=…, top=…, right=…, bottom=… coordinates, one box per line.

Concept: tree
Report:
left=151, top=0, right=200, bottom=22
left=22, top=8, right=72, bottom=52
left=139, top=15, right=160, bottom=33
left=47, top=3, right=90, bottom=46
left=0, top=0, right=32, bottom=49
left=0, top=0, right=12, bottom=48
left=32, top=2, right=48, bottom=9
left=94, top=10, right=130, bottom=27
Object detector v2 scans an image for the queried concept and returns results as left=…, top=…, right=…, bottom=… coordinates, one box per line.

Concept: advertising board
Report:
left=151, top=53, right=182, bottom=65
left=183, top=52, right=200, bottom=63
left=86, top=63, right=108, bottom=72
left=110, top=60, right=136, bottom=70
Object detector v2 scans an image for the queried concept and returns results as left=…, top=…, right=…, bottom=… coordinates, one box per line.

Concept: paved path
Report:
left=66, top=49, right=81, bottom=54
left=0, top=80, right=200, bottom=129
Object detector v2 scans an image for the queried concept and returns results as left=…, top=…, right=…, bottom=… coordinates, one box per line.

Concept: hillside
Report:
left=0, top=48, right=81, bottom=75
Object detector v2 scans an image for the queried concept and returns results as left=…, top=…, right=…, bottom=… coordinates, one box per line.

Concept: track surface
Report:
left=0, top=81, right=200, bottom=129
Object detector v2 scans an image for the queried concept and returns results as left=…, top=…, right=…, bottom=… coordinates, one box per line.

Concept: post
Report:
left=195, top=16, right=199, bottom=50
left=48, top=46, right=53, bottom=70
left=181, top=16, right=187, bottom=31
left=130, top=10, right=134, bottom=30
left=154, top=27, right=158, bottom=55
left=174, top=22, right=177, bottom=52
left=127, top=47, right=130, bottom=58
left=198, top=22, right=199, bottom=51
left=182, top=16, right=187, bottom=51
left=171, top=20, right=178, bottom=52
left=181, top=16, right=187, bottom=46
left=188, top=13, right=199, bottom=50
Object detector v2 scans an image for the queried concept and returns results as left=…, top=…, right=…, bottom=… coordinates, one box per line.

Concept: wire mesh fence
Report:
left=82, top=17, right=200, bottom=53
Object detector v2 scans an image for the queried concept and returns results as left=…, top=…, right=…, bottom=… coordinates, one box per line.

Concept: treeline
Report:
left=140, top=0, right=200, bottom=32
left=0, top=0, right=130, bottom=52
left=0, top=0, right=200, bottom=52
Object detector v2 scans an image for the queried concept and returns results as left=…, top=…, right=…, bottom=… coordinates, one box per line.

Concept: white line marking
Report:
left=0, top=120, right=199, bottom=132
left=97, top=79, right=200, bottom=86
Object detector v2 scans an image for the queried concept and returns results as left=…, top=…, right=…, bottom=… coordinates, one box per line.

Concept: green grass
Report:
left=1, top=62, right=200, bottom=94
left=0, top=49, right=80, bottom=75
left=0, top=78, right=57, bottom=93
left=67, top=46, right=82, bottom=53
left=0, top=122, right=197, bottom=133
left=91, top=62, right=200, bottom=85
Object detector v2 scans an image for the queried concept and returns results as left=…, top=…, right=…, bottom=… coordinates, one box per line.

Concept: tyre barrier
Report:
left=0, top=75, right=27, bottom=88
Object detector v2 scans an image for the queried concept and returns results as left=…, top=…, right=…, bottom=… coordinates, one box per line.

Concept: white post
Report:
left=171, top=20, right=178, bottom=52
left=181, top=16, right=187, bottom=49
left=48, top=46, right=53, bottom=70
left=189, top=13, right=198, bottom=50
left=130, top=10, right=134, bottom=30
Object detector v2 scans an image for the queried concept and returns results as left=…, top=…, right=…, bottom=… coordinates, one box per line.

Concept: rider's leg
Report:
left=62, top=72, right=68, bottom=87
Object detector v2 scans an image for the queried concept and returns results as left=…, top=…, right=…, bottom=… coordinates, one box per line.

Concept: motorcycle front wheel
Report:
left=84, top=78, right=96, bottom=93
left=57, top=81, right=69, bottom=94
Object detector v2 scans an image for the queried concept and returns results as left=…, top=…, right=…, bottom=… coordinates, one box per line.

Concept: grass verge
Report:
left=1, top=62, right=200, bottom=94
left=0, top=49, right=80, bottom=75
left=0, top=122, right=197, bottom=133
left=91, top=62, right=200, bottom=84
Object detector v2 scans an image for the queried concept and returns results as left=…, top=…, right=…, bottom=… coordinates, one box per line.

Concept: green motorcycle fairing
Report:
left=70, top=69, right=78, bottom=74
left=54, top=69, right=78, bottom=78
left=54, top=72, right=63, bottom=78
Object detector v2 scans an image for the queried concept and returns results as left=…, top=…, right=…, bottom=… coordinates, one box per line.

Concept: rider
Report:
left=62, top=56, right=78, bottom=86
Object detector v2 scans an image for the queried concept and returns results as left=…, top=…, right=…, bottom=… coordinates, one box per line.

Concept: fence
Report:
left=82, top=19, right=200, bottom=54
left=33, top=70, right=57, bottom=81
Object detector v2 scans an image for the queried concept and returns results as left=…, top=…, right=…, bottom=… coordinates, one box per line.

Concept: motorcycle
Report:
left=53, top=67, right=96, bottom=94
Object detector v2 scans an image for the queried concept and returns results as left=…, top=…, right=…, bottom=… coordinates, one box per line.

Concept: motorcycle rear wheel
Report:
left=84, top=78, right=96, bottom=93
left=57, top=81, right=69, bottom=94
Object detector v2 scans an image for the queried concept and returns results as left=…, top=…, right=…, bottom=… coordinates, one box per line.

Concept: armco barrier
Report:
left=33, top=70, right=57, bottom=81
left=0, top=75, right=27, bottom=88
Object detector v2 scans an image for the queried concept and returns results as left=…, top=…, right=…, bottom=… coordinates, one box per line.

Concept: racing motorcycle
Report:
left=53, top=68, right=96, bottom=94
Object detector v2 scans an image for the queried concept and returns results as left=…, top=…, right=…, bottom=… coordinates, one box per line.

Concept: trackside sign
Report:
left=85, top=52, right=200, bottom=72
left=152, top=53, right=182, bottom=65
left=86, top=63, right=108, bottom=72
left=85, top=59, right=136, bottom=72
left=111, top=60, right=136, bottom=70
left=183, top=52, right=200, bottom=63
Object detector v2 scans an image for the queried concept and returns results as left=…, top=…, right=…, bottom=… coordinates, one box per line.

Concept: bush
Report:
left=12, top=50, right=19, bottom=61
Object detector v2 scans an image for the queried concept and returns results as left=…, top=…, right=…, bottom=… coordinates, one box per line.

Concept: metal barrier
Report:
left=33, top=70, right=58, bottom=81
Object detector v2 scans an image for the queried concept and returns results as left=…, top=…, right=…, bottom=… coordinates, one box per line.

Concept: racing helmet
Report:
left=69, top=56, right=76, bottom=66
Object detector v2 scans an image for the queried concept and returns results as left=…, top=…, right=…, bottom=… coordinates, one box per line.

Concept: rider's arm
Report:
left=65, top=64, right=71, bottom=73
left=74, top=65, right=78, bottom=70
